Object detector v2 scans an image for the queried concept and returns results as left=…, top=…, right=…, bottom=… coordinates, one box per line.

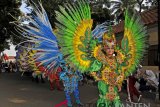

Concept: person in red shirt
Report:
left=48, top=67, right=62, bottom=91
left=126, top=73, right=142, bottom=102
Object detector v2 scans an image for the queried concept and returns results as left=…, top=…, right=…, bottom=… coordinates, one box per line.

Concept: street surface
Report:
left=0, top=72, right=159, bottom=107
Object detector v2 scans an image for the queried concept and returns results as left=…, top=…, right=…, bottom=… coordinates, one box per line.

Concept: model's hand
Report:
left=118, top=86, right=122, bottom=92
left=95, top=78, right=101, bottom=81
left=90, top=72, right=96, bottom=76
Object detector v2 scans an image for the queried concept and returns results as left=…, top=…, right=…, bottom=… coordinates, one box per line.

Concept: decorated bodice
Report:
left=94, top=45, right=125, bottom=86
left=101, top=56, right=119, bottom=85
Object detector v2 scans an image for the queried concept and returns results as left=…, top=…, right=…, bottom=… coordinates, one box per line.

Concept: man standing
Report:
left=127, top=73, right=142, bottom=102
left=0, top=60, right=2, bottom=73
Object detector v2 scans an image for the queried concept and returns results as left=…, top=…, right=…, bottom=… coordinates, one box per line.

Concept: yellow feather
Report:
left=122, top=28, right=136, bottom=73
left=73, top=19, right=93, bottom=69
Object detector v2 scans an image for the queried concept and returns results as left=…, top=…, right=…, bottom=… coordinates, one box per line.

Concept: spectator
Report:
left=32, top=71, right=45, bottom=83
left=145, top=70, right=159, bottom=87
left=12, top=62, right=17, bottom=72
left=126, top=73, right=142, bottom=102
left=0, top=60, right=2, bottom=73
left=9, top=61, right=13, bottom=73
left=4, top=63, right=9, bottom=73
left=139, top=77, right=149, bottom=92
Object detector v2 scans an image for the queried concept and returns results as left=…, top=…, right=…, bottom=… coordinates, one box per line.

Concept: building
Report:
left=8, top=56, right=16, bottom=62
left=1, top=54, right=16, bottom=63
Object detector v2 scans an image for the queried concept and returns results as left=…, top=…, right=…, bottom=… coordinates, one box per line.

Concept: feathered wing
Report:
left=27, top=50, right=45, bottom=75
left=92, top=22, right=110, bottom=41
left=17, top=44, right=32, bottom=71
left=15, top=2, right=62, bottom=72
left=121, top=9, right=148, bottom=77
left=55, top=0, right=107, bottom=72
left=27, top=50, right=38, bottom=71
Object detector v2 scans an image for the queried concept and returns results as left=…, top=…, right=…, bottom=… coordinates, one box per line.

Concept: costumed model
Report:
left=14, top=1, right=84, bottom=106
left=14, top=0, right=148, bottom=107
left=16, top=43, right=32, bottom=75
left=28, top=49, right=45, bottom=83
left=54, top=1, right=148, bottom=107
left=48, top=66, right=62, bottom=91
left=60, top=64, right=83, bottom=107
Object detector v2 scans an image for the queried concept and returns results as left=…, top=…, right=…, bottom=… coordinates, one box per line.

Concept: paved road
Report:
left=0, top=72, right=159, bottom=107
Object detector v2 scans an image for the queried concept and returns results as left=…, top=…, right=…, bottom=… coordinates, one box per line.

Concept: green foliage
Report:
left=0, top=41, right=10, bottom=52
left=90, top=0, right=112, bottom=26
left=109, top=0, right=158, bottom=23
left=26, top=0, right=72, bottom=28
left=0, top=0, right=21, bottom=51
left=25, top=0, right=111, bottom=28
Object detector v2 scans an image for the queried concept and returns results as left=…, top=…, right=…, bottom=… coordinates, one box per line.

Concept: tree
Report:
left=24, top=0, right=111, bottom=28
left=86, top=0, right=112, bottom=27
left=109, top=0, right=158, bottom=23
left=24, top=0, right=72, bottom=28
left=108, top=0, right=137, bottom=23
left=140, top=0, right=158, bottom=10
left=0, top=0, right=21, bottom=54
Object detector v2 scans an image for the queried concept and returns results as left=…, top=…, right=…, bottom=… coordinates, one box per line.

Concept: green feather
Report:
left=55, top=0, right=92, bottom=72
left=123, top=9, right=148, bottom=77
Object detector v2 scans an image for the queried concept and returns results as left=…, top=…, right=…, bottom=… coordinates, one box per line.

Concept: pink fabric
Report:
left=54, top=100, right=67, bottom=107
left=57, top=67, right=62, bottom=72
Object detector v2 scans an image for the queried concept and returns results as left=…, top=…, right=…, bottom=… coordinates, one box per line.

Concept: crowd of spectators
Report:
left=0, top=61, right=17, bottom=73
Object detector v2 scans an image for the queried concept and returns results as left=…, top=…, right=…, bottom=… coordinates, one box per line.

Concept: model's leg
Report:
left=113, top=98, right=122, bottom=107
left=65, top=90, right=72, bottom=107
left=113, top=87, right=122, bottom=107
left=41, top=74, right=45, bottom=83
left=97, top=81, right=109, bottom=107
left=73, top=85, right=83, bottom=105
left=55, top=79, right=62, bottom=91
left=35, top=76, right=39, bottom=83
left=49, top=80, right=54, bottom=91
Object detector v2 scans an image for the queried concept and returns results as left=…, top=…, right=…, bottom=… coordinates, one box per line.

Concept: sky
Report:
left=3, top=44, right=17, bottom=56
left=19, top=0, right=31, bottom=14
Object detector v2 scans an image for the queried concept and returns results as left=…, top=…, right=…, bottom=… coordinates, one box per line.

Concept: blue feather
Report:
left=16, top=2, right=62, bottom=73
left=92, top=22, right=109, bottom=42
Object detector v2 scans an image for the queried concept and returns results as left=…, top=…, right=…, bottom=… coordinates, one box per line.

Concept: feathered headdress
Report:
left=102, top=25, right=116, bottom=49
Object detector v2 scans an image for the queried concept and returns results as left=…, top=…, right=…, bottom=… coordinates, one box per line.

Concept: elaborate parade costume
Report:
left=16, top=44, right=35, bottom=75
left=15, top=0, right=148, bottom=107
left=60, top=65, right=83, bottom=106
left=53, top=1, right=148, bottom=106
left=15, top=2, right=84, bottom=105
left=48, top=66, right=62, bottom=91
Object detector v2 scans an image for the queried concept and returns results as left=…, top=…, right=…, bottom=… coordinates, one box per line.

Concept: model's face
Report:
left=105, top=47, right=114, bottom=56
left=107, top=48, right=114, bottom=56
left=103, top=40, right=115, bottom=56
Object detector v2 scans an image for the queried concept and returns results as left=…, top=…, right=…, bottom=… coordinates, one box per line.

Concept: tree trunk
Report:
left=0, top=51, right=1, bottom=61
left=139, top=3, right=142, bottom=13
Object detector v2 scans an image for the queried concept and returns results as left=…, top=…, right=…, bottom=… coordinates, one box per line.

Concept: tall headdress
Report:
left=102, top=25, right=116, bottom=49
